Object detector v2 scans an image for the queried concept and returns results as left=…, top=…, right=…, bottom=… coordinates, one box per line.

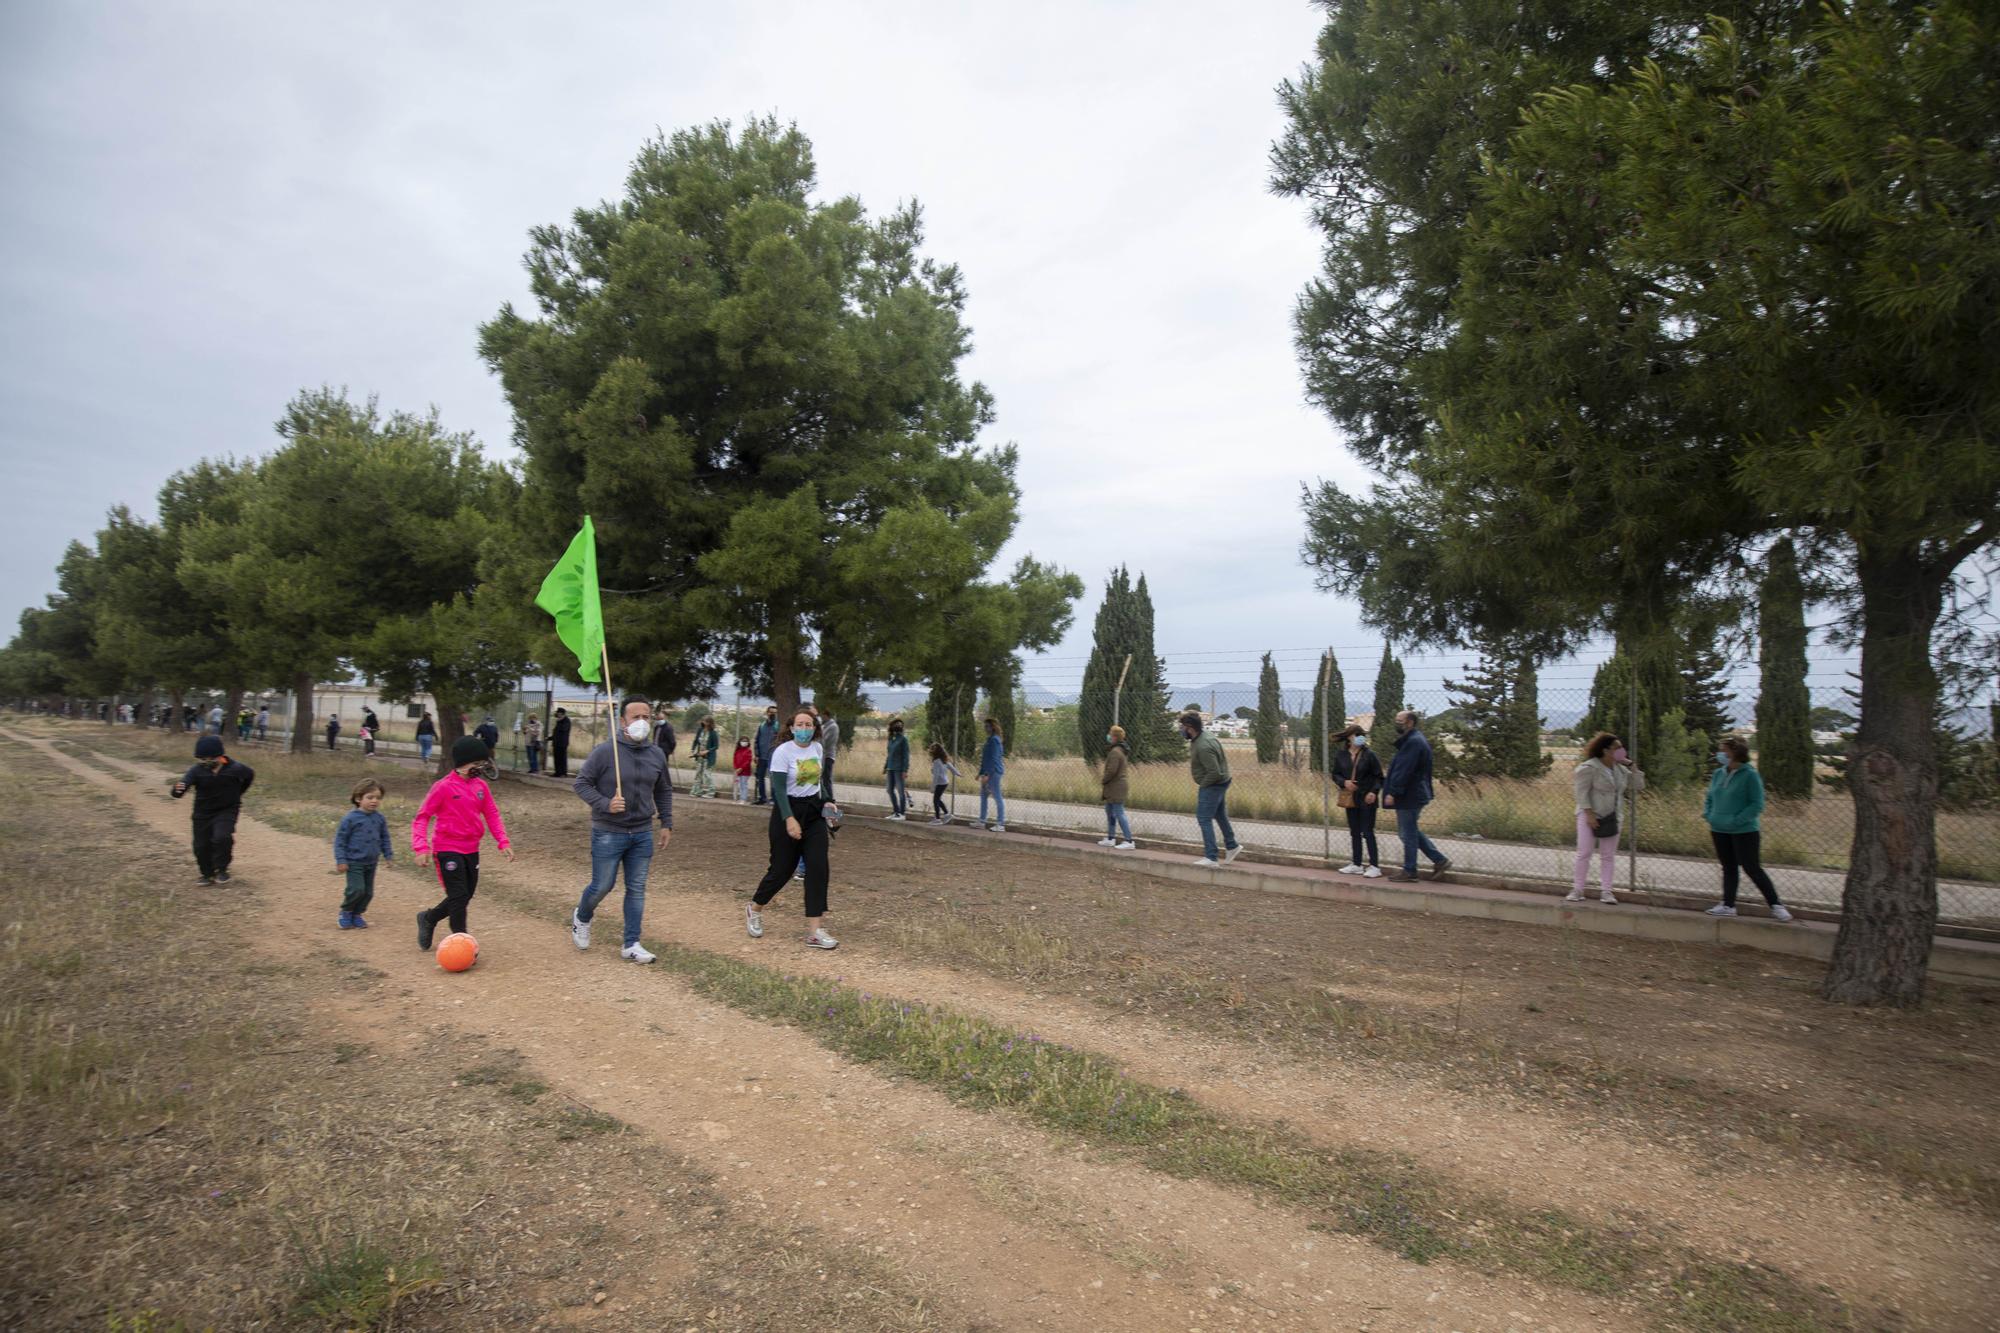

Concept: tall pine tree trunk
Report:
left=1822, top=553, right=1943, bottom=1007
left=167, top=687, right=185, bottom=731
left=769, top=640, right=803, bottom=722
left=290, top=670, right=315, bottom=753
left=434, top=694, right=468, bottom=776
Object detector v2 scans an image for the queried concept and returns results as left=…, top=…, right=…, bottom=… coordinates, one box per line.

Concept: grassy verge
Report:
left=638, top=938, right=1854, bottom=1332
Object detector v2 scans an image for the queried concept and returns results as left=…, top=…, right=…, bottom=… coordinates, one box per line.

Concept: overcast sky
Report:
left=2, top=2, right=1895, bottom=711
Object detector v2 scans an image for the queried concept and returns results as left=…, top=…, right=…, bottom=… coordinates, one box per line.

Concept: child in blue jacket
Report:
left=334, top=778, right=394, bottom=928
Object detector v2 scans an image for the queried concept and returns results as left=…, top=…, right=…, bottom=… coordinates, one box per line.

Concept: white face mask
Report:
left=626, top=719, right=651, bottom=740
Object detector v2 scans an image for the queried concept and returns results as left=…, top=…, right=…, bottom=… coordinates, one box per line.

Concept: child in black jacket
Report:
left=171, top=735, right=256, bottom=884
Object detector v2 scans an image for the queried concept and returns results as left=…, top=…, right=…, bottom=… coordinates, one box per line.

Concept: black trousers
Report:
left=1712, top=831, right=1781, bottom=906
left=753, top=796, right=830, bottom=918
left=932, top=783, right=948, bottom=817
left=191, top=808, right=239, bottom=878
left=552, top=743, right=569, bottom=778
left=1345, top=802, right=1379, bottom=866
left=424, top=850, right=480, bottom=934
left=341, top=863, right=378, bottom=914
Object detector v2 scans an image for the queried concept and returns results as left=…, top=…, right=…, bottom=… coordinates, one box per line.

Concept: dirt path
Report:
left=22, top=728, right=1629, bottom=1331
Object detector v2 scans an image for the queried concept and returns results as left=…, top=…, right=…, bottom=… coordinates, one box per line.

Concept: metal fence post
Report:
left=1627, top=677, right=1639, bottom=893
left=1320, top=648, right=1333, bottom=863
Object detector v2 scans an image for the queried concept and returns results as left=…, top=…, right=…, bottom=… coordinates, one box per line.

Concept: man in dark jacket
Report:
left=1382, top=710, right=1451, bottom=881
left=551, top=708, right=572, bottom=778
left=752, top=705, right=779, bottom=805
left=569, top=697, right=674, bottom=964
left=171, top=735, right=256, bottom=884
left=475, top=716, right=501, bottom=752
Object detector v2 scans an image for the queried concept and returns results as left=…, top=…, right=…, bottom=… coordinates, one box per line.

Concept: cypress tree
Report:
left=1253, top=651, right=1283, bottom=763
left=1444, top=639, right=1513, bottom=777
left=1678, top=609, right=1736, bottom=753
left=1756, top=536, right=1814, bottom=798
left=1371, top=643, right=1405, bottom=735
left=1078, top=568, right=1178, bottom=764
left=924, top=668, right=978, bottom=760
left=1507, top=652, right=1552, bottom=778
left=983, top=654, right=1018, bottom=756
left=1308, top=649, right=1345, bottom=773
left=1130, top=573, right=1177, bottom=762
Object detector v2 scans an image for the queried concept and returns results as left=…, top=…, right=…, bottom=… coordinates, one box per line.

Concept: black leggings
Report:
left=1344, top=802, right=1379, bottom=866
left=426, top=850, right=480, bottom=934
left=191, top=808, right=239, bottom=878
left=1712, top=831, right=1781, bottom=906
left=932, top=784, right=948, bottom=818
left=754, top=797, right=830, bottom=918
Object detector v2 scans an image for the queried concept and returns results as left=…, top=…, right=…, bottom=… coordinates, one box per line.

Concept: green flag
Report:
left=534, top=517, right=605, bottom=683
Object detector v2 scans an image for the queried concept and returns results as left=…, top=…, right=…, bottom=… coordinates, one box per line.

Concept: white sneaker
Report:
left=1194, top=856, right=1220, bottom=868
left=1564, top=889, right=1586, bottom=902
left=1223, top=845, right=1244, bottom=864
left=1362, top=866, right=1382, bottom=878
left=745, top=904, right=764, bottom=938
left=570, top=911, right=591, bottom=950
left=1338, top=863, right=1365, bottom=875
left=1706, top=903, right=1738, bottom=917
left=992, top=824, right=1006, bottom=833
left=1098, top=837, right=1117, bottom=847
left=1599, top=891, right=1618, bottom=905
left=1770, top=904, right=1794, bottom=923
left=621, top=943, right=656, bottom=964
left=927, top=817, right=944, bottom=826
left=805, top=928, right=838, bottom=950
left=1114, top=841, right=1136, bottom=851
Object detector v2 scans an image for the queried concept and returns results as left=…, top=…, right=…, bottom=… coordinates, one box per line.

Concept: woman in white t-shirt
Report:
left=746, top=709, right=838, bottom=949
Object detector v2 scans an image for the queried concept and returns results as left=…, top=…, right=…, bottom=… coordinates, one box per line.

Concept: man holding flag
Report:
left=536, top=519, right=674, bottom=965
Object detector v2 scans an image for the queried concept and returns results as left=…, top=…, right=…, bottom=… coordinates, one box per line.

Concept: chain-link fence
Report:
left=666, top=652, right=1998, bottom=927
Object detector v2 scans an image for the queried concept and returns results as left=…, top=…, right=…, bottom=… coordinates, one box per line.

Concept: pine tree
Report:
left=1678, top=612, right=1737, bottom=754
left=1444, top=641, right=1513, bottom=777
left=1756, top=537, right=1814, bottom=798
left=1253, top=652, right=1282, bottom=763
left=1308, top=649, right=1345, bottom=773
left=1078, top=568, right=1176, bottom=764
left=1371, top=643, right=1405, bottom=735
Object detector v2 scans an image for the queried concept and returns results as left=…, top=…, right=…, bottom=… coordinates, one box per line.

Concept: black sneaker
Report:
left=416, top=910, right=437, bottom=951
left=199, top=875, right=215, bottom=885
left=214, top=871, right=232, bottom=884
left=1429, top=857, right=1453, bottom=879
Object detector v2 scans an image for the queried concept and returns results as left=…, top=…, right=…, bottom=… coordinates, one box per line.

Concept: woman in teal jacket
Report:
left=882, top=717, right=911, bottom=820
left=1702, top=736, right=1793, bottom=921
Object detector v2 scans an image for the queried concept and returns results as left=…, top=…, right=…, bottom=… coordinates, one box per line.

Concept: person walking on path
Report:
left=1571, top=732, right=1643, bottom=905
left=415, top=711, right=436, bottom=762
left=524, top=714, right=543, bottom=774
left=171, top=735, right=256, bottom=885
left=475, top=716, right=500, bottom=754
left=207, top=703, right=224, bottom=735
left=410, top=735, right=513, bottom=950
left=1703, top=736, right=1794, bottom=921
left=362, top=706, right=380, bottom=741
left=745, top=708, right=838, bottom=950
left=690, top=717, right=720, bottom=798
left=927, top=743, right=960, bottom=824
left=334, top=778, right=393, bottom=929
left=255, top=705, right=269, bottom=740
left=977, top=717, right=1007, bottom=832
left=1332, top=724, right=1384, bottom=877
left=1182, top=712, right=1241, bottom=867
left=550, top=708, right=572, bottom=778
left=1098, top=724, right=1135, bottom=849
left=753, top=706, right=779, bottom=804
left=732, top=737, right=753, bottom=801
left=568, top=697, right=675, bottom=964
left=882, top=717, right=911, bottom=819
left=819, top=711, right=841, bottom=798
left=1382, top=709, right=1450, bottom=882
left=324, top=714, right=341, bottom=751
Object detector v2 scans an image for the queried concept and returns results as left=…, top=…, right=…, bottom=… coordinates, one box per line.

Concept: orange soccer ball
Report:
left=436, top=932, right=479, bottom=972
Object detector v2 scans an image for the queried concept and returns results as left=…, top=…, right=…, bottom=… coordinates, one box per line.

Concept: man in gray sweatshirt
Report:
left=569, top=697, right=674, bottom=963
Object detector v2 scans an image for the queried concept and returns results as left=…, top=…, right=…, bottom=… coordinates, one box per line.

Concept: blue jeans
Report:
left=1105, top=803, right=1132, bottom=841
left=1394, top=802, right=1446, bottom=874
left=885, top=770, right=908, bottom=815
left=575, top=828, right=655, bottom=948
left=418, top=735, right=433, bottom=762
left=1195, top=781, right=1237, bottom=860
left=526, top=741, right=541, bottom=774
left=980, top=775, right=1006, bottom=825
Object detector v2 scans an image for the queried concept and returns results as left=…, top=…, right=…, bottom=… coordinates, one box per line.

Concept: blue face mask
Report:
left=793, top=726, right=815, bottom=743
left=1714, top=750, right=1730, bottom=765
left=1104, top=733, right=1115, bottom=744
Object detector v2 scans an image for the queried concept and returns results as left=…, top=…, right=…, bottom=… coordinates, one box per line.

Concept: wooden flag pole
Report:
left=600, top=641, right=623, bottom=800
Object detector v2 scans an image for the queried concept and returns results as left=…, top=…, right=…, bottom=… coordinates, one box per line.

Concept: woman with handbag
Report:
left=1571, top=732, right=1642, bottom=904
left=1332, top=724, right=1384, bottom=877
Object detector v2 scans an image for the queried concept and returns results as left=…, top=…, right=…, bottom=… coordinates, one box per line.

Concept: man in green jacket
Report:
left=1181, top=712, right=1242, bottom=867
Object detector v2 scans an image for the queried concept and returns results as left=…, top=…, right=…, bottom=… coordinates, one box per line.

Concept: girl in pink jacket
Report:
left=411, top=736, right=514, bottom=950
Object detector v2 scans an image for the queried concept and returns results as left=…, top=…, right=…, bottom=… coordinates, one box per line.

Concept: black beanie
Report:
left=451, top=735, right=490, bottom=767
left=194, top=736, right=225, bottom=759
